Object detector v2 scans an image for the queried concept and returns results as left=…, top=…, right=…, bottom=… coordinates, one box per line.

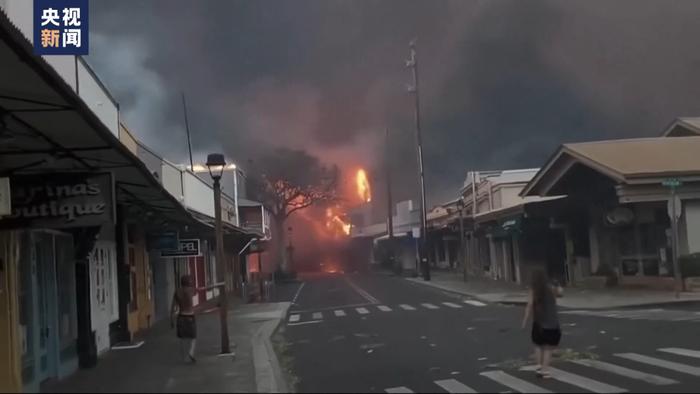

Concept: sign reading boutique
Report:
left=0, top=173, right=114, bottom=229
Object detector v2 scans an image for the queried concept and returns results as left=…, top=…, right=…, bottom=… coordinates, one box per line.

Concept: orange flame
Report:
left=326, top=208, right=351, bottom=236
left=356, top=169, right=371, bottom=203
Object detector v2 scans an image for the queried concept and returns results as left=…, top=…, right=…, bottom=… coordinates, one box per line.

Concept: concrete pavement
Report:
left=406, top=270, right=700, bottom=309
left=43, top=301, right=291, bottom=393
left=278, top=271, right=700, bottom=393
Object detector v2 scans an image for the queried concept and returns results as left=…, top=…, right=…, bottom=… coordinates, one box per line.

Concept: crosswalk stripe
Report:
left=520, top=366, right=626, bottom=393
left=658, top=347, right=700, bottom=359
left=616, top=353, right=700, bottom=376
left=421, top=303, right=439, bottom=310
left=572, top=359, right=677, bottom=385
left=356, top=307, right=370, bottom=315
left=312, top=312, right=323, bottom=320
left=385, top=387, right=414, bottom=393
left=334, top=310, right=346, bottom=317
left=442, top=302, right=463, bottom=308
left=288, top=314, right=300, bottom=323
left=378, top=305, right=392, bottom=312
left=480, top=370, right=551, bottom=393
left=464, top=300, right=487, bottom=307
left=399, top=304, right=416, bottom=311
left=434, top=379, right=476, bottom=393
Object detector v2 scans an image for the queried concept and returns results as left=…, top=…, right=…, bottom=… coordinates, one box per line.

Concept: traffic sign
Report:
left=667, top=195, right=682, bottom=220
left=662, top=178, right=682, bottom=188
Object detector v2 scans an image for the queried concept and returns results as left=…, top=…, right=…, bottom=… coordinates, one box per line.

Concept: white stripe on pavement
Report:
left=463, top=300, right=487, bottom=307
left=480, top=370, right=551, bottom=393
left=334, top=310, right=346, bottom=317
left=616, top=353, right=700, bottom=376
left=288, top=314, right=300, bottom=323
left=572, top=359, right=678, bottom=385
left=442, top=302, right=463, bottom=309
left=434, top=379, right=477, bottom=393
left=421, top=303, right=439, bottom=310
left=399, top=304, right=416, bottom=311
left=312, top=312, right=323, bottom=320
left=287, top=320, right=322, bottom=327
left=520, top=366, right=626, bottom=393
left=385, top=387, right=414, bottom=393
left=356, top=307, right=370, bottom=315
left=378, top=305, right=392, bottom=312
left=658, top=348, right=700, bottom=359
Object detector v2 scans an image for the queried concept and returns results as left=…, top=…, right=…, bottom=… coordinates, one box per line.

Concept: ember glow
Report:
left=325, top=207, right=351, bottom=236
left=356, top=169, right=371, bottom=203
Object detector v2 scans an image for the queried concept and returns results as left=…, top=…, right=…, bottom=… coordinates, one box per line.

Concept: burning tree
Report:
left=247, top=148, right=339, bottom=273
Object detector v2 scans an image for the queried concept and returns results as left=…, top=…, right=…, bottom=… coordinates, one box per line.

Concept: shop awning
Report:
left=0, top=11, right=205, bottom=232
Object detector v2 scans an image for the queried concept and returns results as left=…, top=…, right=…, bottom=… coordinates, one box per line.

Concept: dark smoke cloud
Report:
left=88, top=0, right=700, bottom=210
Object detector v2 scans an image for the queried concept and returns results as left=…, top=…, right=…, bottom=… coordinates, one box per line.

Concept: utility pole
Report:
left=181, top=92, right=195, bottom=171
left=385, top=128, right=396, bottom=273
left=405, top=39, right=430, bottom=281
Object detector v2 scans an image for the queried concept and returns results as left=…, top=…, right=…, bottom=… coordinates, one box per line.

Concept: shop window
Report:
left=55, top=233, right=77, bottom=360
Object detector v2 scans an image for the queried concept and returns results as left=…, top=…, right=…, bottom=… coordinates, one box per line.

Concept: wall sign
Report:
left=161, top=239, right=201, bottom=257
left=0, top=177, right=10, bottom=217
left=147, top=231, right=179, bottom=250
left=0, top=173, right=114, bottom=229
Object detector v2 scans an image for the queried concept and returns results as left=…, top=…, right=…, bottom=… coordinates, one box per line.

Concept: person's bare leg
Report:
left=534, top=347, right=542, bottom=370
left=542, top=346, right=553, bottom=377
left=188, top=339, right=197, bottom=362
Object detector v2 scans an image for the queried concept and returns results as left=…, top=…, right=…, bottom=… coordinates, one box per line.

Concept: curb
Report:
left=404, top=277, right=518, bottom=305
left=252, top=302, right=292, bottom=393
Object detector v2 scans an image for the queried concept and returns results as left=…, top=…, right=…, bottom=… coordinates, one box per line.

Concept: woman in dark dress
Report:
left=171, top=275, right=197, bottom=363
left=522, top=269, right=562, bottom=378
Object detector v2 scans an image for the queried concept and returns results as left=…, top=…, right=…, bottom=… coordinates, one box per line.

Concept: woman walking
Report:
left=171, top=275, right=197, bottom=363
left=522, top=269, right=562, bottom=378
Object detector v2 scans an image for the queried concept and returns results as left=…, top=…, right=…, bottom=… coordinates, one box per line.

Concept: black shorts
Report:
left=531, top=322, right=561, bottom=347
left=177, top=315, right=197, bottom=339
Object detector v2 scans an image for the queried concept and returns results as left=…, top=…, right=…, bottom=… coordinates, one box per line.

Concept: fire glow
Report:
left=326, top=207, right=351, bottom=236
left=356, top=169, right=371, bottom=203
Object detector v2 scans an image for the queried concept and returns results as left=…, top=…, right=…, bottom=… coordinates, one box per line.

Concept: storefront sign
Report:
left=0, top=177, right=10, bottom=217
left=147, top=231, right=179, bottom=250
left=161, top=239, right=201, bottom=257
left=0, top=173, right=114, bottom=229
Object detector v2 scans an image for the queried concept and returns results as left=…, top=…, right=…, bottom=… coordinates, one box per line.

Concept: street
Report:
left=277, top=271, right=700, bottom=393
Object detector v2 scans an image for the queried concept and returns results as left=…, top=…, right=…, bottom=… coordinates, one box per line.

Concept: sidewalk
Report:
left=43, top=301, right=291, bottom=393
left=407, top=270, right=700, bottom=309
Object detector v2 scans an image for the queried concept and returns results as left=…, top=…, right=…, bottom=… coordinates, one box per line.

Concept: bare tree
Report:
left=247, top=148, right=339, bottom=273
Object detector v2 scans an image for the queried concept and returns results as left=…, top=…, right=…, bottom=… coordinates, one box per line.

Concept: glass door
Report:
left=34, top=232, right=58, bottom=383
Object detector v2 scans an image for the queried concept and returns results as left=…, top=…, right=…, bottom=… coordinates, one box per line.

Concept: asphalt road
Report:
left=276, top=271, right=700, bottom=393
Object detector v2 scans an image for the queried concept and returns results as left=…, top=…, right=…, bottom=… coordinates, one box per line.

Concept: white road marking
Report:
left=345, top=277, right=380, bottom=304
left=463, top=300, right=487, bottom=307
left=385, top=387, right=414, bottom=393
left=356, top=307, right=370, bottom=315
left=399, top=304, right=416, bottom=311
left=334, top=310, right=346, bottom=317
left=287, top=320, right=322, bottom=327
left=616, top=353, right=700, bottom=376
left=288, top=314, right=300, bottom=323
left=658, top=347, right=700, bottom=359
left=572, top=359, right=678, bottom=385
left=434, top=379, right=476, bottom=393
left=442, top=302, right=463, bottom=308
left=480, top=370, right=551, bottom=393
left=312, top=312, right=323, bottom=320
left=520, top=366, right=626, bottom=393
left=421, top=303, right=439, bottom=310
left=291, top=282, right=305, bottom=304
left=378, top=305, right=392, bottom=312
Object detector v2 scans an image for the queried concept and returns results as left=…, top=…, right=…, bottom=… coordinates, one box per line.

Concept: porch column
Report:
left=513, top=237, right=522, bottom=284
left=488, top=236, right=497, bottom=279
left=444, top=238, right=451, bottom=268
left=501, top=240, right=509, bottom=281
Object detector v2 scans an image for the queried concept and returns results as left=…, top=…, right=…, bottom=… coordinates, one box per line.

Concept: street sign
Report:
left=662, top=178, right=682, bottom=188
left=0, top=178, right=10, bottom=217
left=161, top=239, right=201, bottom=257
left=412, top=227, right=421, bottom=238
left=667, top=195, right=682, bottom=220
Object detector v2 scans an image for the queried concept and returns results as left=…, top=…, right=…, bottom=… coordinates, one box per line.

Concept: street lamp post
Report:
left=457, top=197, right=466, bottom=282
left=406, top=39, right=430, bottom=281
left=206, top=153, right=231, bottom=355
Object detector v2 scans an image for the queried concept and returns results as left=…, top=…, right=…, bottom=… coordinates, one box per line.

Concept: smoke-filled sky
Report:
left=88, top=0, right=700, bottom=207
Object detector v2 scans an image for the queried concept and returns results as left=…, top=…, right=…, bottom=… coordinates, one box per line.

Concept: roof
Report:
left=238, top=198, right=262, bottom=207
left=662, top=117, right=700, bottom=137
left=523, top=137, right=700, bottom=196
